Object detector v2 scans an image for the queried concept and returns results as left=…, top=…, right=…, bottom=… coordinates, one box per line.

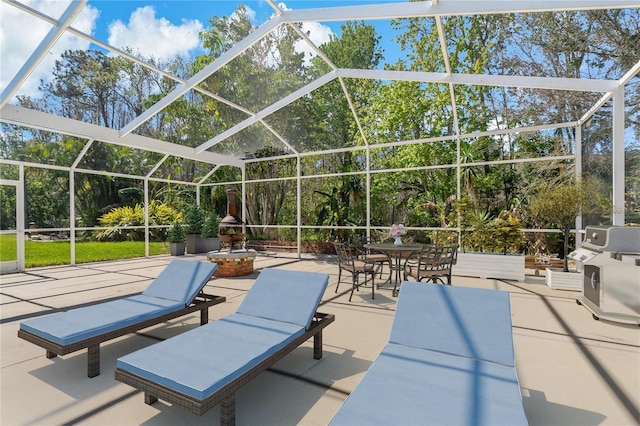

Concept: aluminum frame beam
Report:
left=119, top=17, right=283, bottom=137
left=0, top=0, right=87, bottom=108
left=579, top=58, right=640, bottom=125
left=0, top=105, right=243, bottom=167
left=337, top=69, right=619, bottom=92
left=195, top=71, right=338, bottom=153
left=281, top=0, right=639, bottom=22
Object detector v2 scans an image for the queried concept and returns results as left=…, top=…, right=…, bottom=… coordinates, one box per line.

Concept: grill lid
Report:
left=581, top=226, right=640, bottom=253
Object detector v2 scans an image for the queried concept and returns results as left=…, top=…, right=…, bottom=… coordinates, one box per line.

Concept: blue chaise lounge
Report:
left=330, top=281, right=528, bottom=425
left=18, top=260, right=224, bottom=377
left=115, top=268, right=334, bottom=425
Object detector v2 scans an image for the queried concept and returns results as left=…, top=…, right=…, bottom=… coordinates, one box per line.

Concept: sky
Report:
left=0, top=0, right=400, bottom=101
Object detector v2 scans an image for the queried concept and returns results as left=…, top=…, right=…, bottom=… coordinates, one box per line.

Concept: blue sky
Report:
left=89, top=0, right=401, bottom=60
left=1, top=0, right=403, bottom=100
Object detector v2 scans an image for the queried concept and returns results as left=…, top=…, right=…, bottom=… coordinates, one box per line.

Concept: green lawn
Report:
left=0, top=234, right=170, bottom=268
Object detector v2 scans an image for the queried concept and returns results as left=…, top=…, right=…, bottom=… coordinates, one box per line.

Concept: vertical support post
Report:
left=87, top=344, right=100, bottom=378
left=313, top=329, right=323, bottom=360
left=220, top=395, right=236, bottom=426
left=241, top=167, right=246, bottom=225
left=70, top=140, right=92, bottom=266
left=17, top=165, right=25, bottom=272
left=69, top=170, right=76, bottom=265
left=297, top=155, right=302, bottom=259
left=144, top=178, right=149, bottom=257
left=574, top=125, right=583, bottom=237
left=366, top=146, right=371, bottom=240
left=612, top=86, right=625, bottom=225
left=144, top=393, right=158, bottom=405
left=200, top=306, right=209, bottom=325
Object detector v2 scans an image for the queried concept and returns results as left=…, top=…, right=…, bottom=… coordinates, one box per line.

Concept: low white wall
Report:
left=453, top=252, right=525, bottom=282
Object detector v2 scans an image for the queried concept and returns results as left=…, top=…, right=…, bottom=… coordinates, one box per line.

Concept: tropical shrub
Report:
left=96, top=201, right=182, bottom=241
left=454, top=197, right=525, bottom=254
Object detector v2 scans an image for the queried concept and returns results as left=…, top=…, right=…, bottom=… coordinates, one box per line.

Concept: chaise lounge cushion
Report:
left=116, top=267, right=330, bottom=400
left=19, top=260, right=217, bottom=346
left=142, top=260, right=218, bottom=306
left=116, top=313, right=304, bottom=400
left=389, top=283, right=515, bottom=366
left=329, top=342, right=528, bottom=425
left=236, top=268, right=329, bottom=329
left=20, top=295, right=183, bottom=346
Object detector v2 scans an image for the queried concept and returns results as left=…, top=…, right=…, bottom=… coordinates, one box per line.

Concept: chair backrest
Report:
left=389, top=281, right=515, bottom=366
left=435, top=244, right=458, bottom=269
left=447, top=244, right=459, bottom=265
left=414, top=245, right=440, bottom=272
left=333, top=242, right=355, bottom=267
left=142, top=260, right=218, bottom=307
left=351, top=236, right=367, bottom=259
left=236, top=268, right=329, bottom=329
left=417, top=244, right=457, bottom=270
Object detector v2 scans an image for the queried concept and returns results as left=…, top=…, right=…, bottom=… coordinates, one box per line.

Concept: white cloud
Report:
left=0, top=0, right=331, bottom=104
left=296, top=21, right=334, bottom=66
left=0, top=0, right=98, bottom=101
left=231, top=5, right=256, bottom=23
left=107, top=6, right=203, bottom=62
left=276, top=2, right=333, bottom=66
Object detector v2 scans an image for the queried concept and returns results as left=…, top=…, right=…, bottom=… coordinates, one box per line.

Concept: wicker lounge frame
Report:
left=115, top=268, right=333, bottom=425
left=18, top=291, right=226, bottom=378
left=115, top=311, right=334, bottom=424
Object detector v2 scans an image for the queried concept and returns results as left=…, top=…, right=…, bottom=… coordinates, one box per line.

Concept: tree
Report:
left=244, top=146, right=296, bottom=238
left=366, top=14, right=503, bottom=227
left=303, top=22, right=381, bottom=235
left=529, top=178, right=604, bottom=271
left=43, top=50, right=119, bottom=126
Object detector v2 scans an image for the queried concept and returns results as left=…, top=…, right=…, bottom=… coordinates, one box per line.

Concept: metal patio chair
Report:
left=353, top=235, right=391, bottom=282
left=404, top=244, right=458, bottom=285
left=333, top=241, right=377, bottom=301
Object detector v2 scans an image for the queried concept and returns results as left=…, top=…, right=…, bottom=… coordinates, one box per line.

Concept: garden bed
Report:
left=524, top=255, right=565, bottom=271
left=246, top=240, right=335, bottom=255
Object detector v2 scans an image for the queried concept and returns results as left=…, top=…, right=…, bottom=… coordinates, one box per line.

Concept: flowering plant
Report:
left=389, top=223, right=407, bottom=238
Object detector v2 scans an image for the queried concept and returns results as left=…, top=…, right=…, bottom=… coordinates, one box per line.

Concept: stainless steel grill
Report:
left=569, top=225, right=640, bottom=325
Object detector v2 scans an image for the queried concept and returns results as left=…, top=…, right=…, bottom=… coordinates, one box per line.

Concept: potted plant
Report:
left=201, top=212, right=221, bottom=252
left=167, top=222, right=186, bottom=256
left=184, top=205, right=205, bottom=254
left=529, top=177, right=603, bottom=290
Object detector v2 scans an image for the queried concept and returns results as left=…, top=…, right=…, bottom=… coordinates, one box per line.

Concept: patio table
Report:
left=364, top=243, right=423, bottom=296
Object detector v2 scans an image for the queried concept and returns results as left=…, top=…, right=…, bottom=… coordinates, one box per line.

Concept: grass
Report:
left=0, top=234, right=170, bottom=268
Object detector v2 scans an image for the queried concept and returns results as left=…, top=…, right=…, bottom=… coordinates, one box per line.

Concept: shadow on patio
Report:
left=1, top=254, right=638, bottom=425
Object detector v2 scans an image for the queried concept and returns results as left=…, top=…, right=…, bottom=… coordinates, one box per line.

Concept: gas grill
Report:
left=569, top=225, right=640, bottom=325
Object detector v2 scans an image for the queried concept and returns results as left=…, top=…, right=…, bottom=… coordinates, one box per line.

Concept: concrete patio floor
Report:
left=1, top=254, right=638, bottom=425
